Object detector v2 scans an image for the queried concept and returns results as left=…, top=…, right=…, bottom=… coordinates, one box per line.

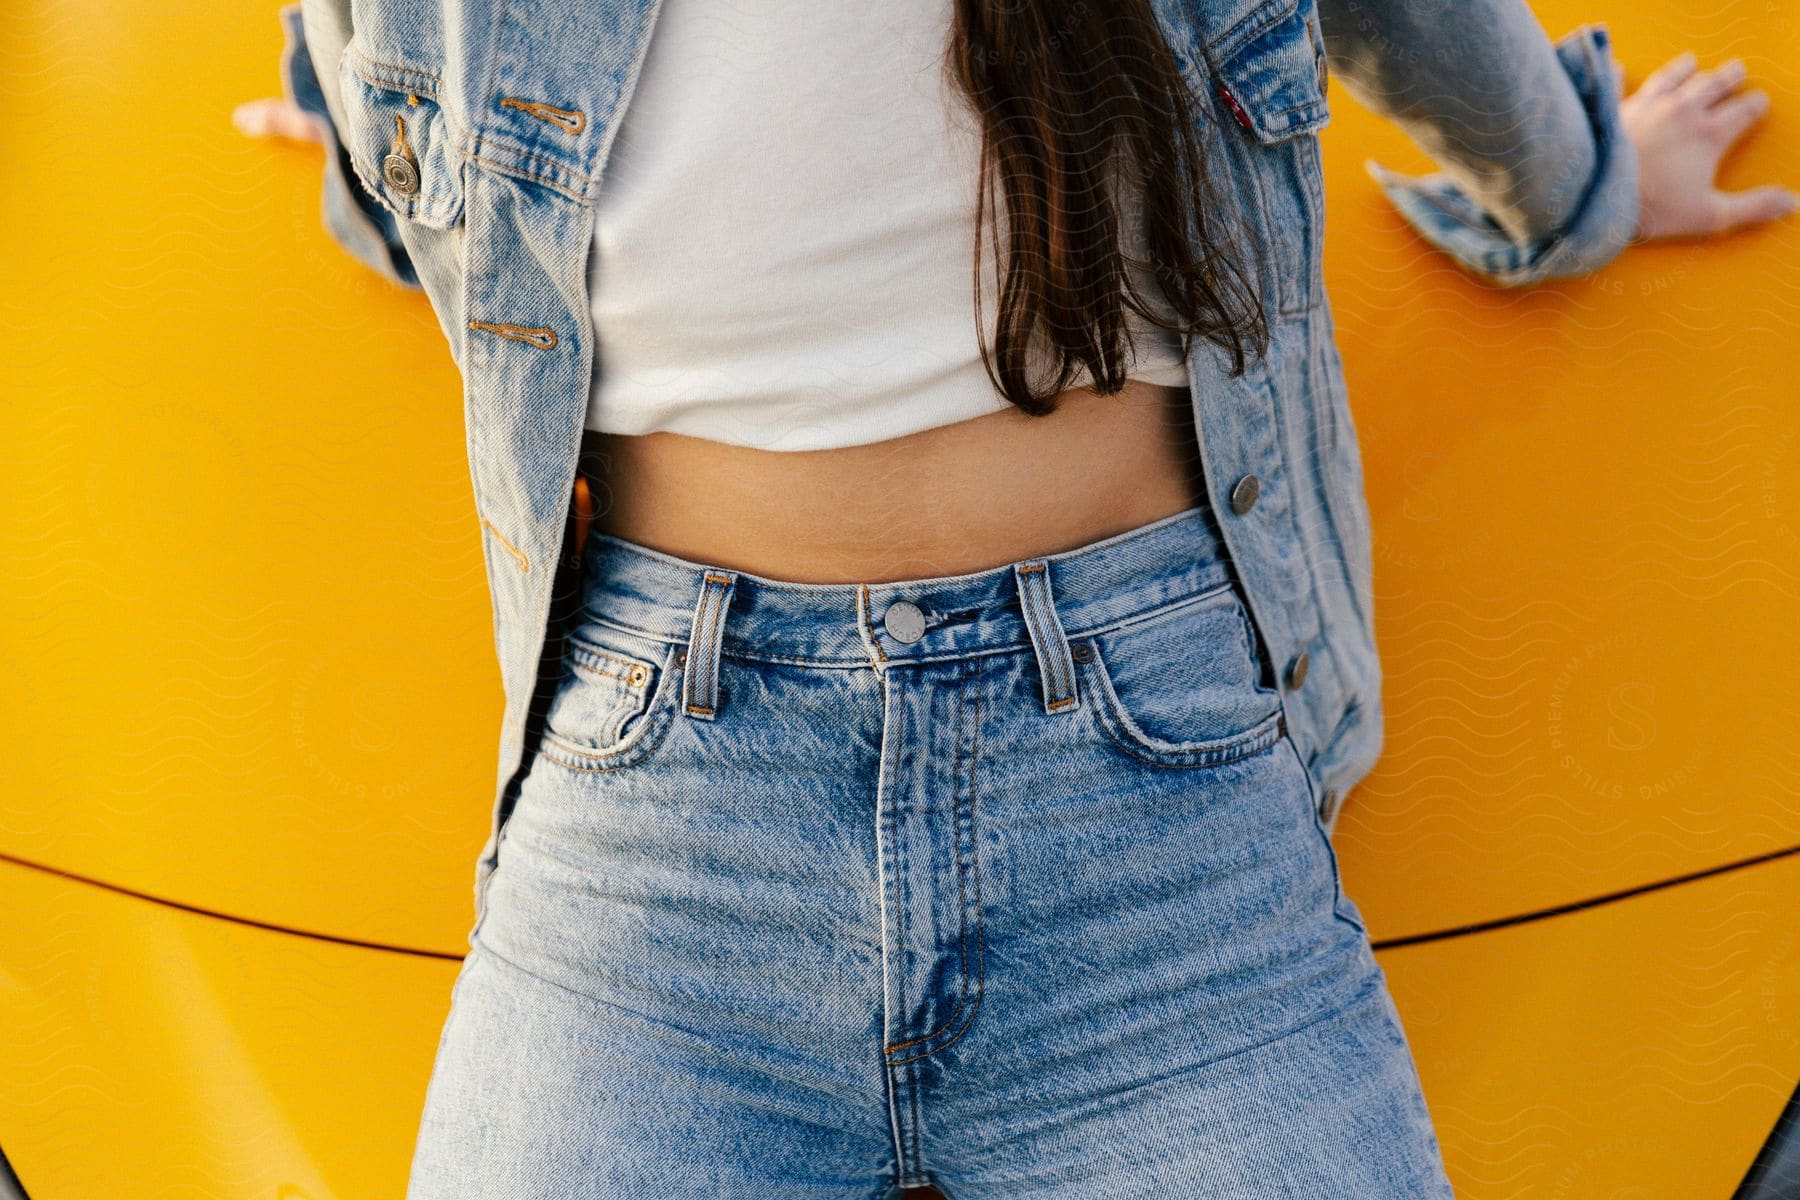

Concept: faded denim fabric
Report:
left=272, top=0, right=1638, bottom=929
left=405, top=504, right=1457, bottom=1195
left=278, top=1, right=421, bottom=289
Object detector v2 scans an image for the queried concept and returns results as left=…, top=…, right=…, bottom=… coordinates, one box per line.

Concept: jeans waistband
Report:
left=576, top=502, right=1235, bottom=680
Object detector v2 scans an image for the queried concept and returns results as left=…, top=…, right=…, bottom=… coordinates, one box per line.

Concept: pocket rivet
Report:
left=1072, top=641, right=1095, bottom=664
left=674, top=648, right=688, bottom=668
left=627, top=665, right=649, bottom=687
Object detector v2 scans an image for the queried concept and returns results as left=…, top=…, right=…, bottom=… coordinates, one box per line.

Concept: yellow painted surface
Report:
left=0, top=0, right=1795, bottom=1195
left=0, top=857, right=460, bottom=1198
left=1384, top=851, right=1800, bottom=1198
left=1, top=0, right=1794, bottom=949
left=1, top=841, right=1794, bottom=1196
left=1325, top=0, right=1800, bottom=938
left=1, top=0, right=492, bottom=949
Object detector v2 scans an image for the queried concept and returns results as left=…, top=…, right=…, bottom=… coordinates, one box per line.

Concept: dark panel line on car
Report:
left=0, top=851, right=462, bottom=961
left=1372, top=843, right=1800, bottom=951
left=3, top=841, right=1796, bottom=962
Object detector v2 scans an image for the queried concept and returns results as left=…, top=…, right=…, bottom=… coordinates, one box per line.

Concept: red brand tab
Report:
left=1216, top=81, right=1253, bottom=132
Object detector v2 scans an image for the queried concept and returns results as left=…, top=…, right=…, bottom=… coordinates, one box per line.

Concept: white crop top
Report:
left=582, top=1, right=1191, bottom=452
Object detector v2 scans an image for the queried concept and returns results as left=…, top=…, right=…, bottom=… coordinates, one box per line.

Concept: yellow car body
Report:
left=1, top=0, right=1796, bottom=1195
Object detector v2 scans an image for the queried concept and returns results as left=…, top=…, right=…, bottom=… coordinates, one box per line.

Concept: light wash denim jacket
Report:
left=276, top=0, right=1638, bottom=917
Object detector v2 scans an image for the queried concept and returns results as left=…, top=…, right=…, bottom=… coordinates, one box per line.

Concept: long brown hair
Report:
left=945, top=0, right=1268, bottom=414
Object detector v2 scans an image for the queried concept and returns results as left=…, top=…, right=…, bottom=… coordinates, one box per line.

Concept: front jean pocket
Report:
left=1076, top=582, right=1288, bottom=770
left=537, top=617, right=683, bottom=774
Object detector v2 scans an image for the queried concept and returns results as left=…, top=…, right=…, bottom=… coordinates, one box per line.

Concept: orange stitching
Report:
left=541, top=709, right=676, bottom=771
left=498, top=96, right=587, bottom=134
left=467, top=320, right=558, bottom=350
left=347, top=48, right=440, bottom=90
left=345, top=49, right=609, bottom=198
left=703, top=571, right=733, bottom=584
left=390, top=112, right=413, bottom=159
left=479, top=516, right=529, bottom=572
left=857, top=584, right=889, bottom=664
left=1018, top=563, right=1045, bottom=573
left=571, top=658, right=649, bottom=687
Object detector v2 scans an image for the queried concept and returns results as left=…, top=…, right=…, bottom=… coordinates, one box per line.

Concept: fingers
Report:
left=1679, top=57, right=1748, bottom=108
left=1709, top=87, right=1772, bottom=143
left=1634, top=49, right=1698, bottom=100
left=1708, top=184, right=1800, bottom=234
left=232, top=97, right=326, bottom=143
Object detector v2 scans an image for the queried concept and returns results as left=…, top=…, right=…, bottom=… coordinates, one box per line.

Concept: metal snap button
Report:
left=1286, top=650, right=1310, bottom=690
left=882, top=600, right=926, bottom=644
left=1318, top=787, right=1340, bottom=822
left=1229, top=473, right=1260, bottom=515
left=382, top=153, right=421, bottom=195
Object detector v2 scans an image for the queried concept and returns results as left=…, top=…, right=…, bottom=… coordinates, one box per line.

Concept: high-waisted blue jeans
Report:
left=406, top=503, right=1456, bottom=1198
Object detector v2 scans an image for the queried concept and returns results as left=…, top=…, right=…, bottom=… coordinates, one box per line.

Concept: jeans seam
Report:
left=884, top=663, right=986, bottom=1066
left=464, top=938, right=733, bottom=1057
left=1078, top=967, right=1388, bottom=1118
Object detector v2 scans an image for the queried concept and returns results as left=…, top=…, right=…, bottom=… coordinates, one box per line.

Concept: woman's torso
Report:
left=581, top=378, right=1206, bottom=583
left=309, top=0, right=1383, bottom=870
left=576, top=1, right=1203, bottom=582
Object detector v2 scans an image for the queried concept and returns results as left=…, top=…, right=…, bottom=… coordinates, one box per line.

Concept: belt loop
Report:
left=683, top=569, right=738, bottom=720
left=1013, top=559, right=1079, bottom=715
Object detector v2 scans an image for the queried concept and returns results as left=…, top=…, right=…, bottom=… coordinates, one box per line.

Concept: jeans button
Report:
left=883, top=600, right=926, bottom=644
left=383, top=152, right=421, bottom=195
left=1229, top=473, right=1261, bottom=515
left=1286, top=650, right=1310, bottom=690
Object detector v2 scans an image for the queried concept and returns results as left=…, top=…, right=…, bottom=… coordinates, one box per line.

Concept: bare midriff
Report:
left=578, top=378, right=1209, bottom=584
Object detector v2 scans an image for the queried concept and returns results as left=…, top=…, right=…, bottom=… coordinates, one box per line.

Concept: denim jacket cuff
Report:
left=1362, top=23, right=1641, bottom=289
left=277, top=2, right=423, bottom=289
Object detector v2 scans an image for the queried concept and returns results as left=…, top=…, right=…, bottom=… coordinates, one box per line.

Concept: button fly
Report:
left=883, top=600, right=926, bottom=644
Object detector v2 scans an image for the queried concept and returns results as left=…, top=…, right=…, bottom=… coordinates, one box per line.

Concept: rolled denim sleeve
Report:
left=277, top=1, right=422, bottom=289
left=1318, top=1, right=1640, bottom=288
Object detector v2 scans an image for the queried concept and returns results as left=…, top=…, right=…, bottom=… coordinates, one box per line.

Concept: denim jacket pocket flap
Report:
left=1209, top=0, right=1330, bottom=145
left=335, top=48, right=466, bottom=231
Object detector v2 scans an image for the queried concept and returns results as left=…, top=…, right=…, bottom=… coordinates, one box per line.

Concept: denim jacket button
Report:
left=383, top=153, right=421, bottom=195
left=882, top=600, right=926, bottom=644
left=1286, top=650, right=1310, bottom=690
left=1229, top=473, right=1261, bottom=515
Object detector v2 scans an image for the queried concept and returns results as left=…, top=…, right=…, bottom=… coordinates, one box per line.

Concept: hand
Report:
left=232, top=97, right=326, bottom=144
left=1617, top=51, right=1798, bottom=241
